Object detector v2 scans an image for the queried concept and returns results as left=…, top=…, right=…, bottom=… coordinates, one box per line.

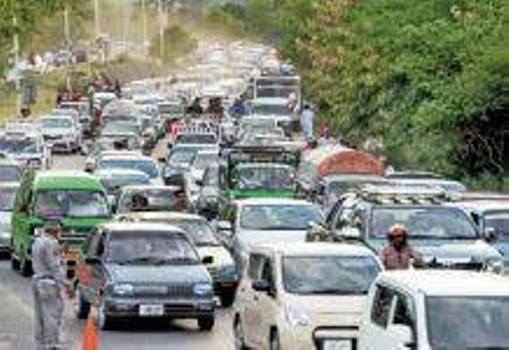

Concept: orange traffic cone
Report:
left=81, top=317, right=98, bottom=350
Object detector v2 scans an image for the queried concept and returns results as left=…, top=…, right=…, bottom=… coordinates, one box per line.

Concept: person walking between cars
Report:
left=379, top=224, right=424, bottom=270
left=32, top=222, right=74, bottom=350
left=301, top=104, right=315, bottom=141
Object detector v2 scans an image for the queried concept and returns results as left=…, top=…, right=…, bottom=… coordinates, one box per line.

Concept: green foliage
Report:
left=211, top=0, right=508, bottom=188
left=0, top=0, right=87, bottom=74
left=280, top=0, right=507, bottom=183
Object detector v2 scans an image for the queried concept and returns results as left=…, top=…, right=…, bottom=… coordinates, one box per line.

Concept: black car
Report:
left=75, top=222, right=215, bottom=331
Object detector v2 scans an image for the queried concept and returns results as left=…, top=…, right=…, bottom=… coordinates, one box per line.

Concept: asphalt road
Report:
left=0, top=153, right=234, bottom=350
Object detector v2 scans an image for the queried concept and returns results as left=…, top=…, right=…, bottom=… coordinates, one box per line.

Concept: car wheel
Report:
left=270, top=329, right=281, bottom=350
left=75, top=288, right=91, bottom=319
left=20, top=255, right=33, bottom=277
left=233, top=316, right=247, bottom=350
left=98, top=301, right=113, bottom=330
left=197, top=315, right=215, bottom=331
left=220, top=290, right=236, bottom=307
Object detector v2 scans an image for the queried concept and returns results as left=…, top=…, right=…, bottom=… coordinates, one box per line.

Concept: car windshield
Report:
left=107, top=233, right=199, bottom=265
left=35, top=190, right=109, bottom=218
left=283, top=256, right=380, bottom=295
left=370, top=207, right=478, bottom=239
left=251, top=104, right=292, bottom=116
left=0, top=187, right=17, bottom=211
left=176, top=134, right=217, bottom=144
left=102, top=122, right=138, bottom=135
left=0, top=137, right=39, bottom=155
left=40, top=118, right=73, bottom=129
left=0, top=165, right=21, bottom=182
left=99, top=159, right=158, bottom=179
left=169, top=149, right=196, bottom=166
left=240, top=204, right=320, bottom=230
left=485, top=211, right=509, bottom=238
left=118, top=189, right=179, bottom=213
left=164, top=219, right=219, bottom=246
left=192, top=153, right=219, bottom=171
left=426, top=296, right=509, bottom=349
left=237, top=165, right=295, bottom=190
left=99, top=174, right=150, bottom=193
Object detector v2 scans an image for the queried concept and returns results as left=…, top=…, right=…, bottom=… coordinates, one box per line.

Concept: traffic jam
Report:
left=0, top=40, right=508, bottom=349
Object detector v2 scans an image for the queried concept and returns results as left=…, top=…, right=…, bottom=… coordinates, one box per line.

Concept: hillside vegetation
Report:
left=213, top=0, right=508, bottom=188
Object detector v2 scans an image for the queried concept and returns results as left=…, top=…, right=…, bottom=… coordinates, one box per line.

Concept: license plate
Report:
left=323, top=340, right=352, bottom=350
left=139, top=304, right=164, bottom=317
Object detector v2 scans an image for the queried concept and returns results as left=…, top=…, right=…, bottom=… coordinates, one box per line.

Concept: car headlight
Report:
left=220, top=265, right=238, bottom=280
left=193, top=282, right=213, bottom=296
left=113, top=283, right=134, bottom=296
left=285, top=303, right=310, bottom=327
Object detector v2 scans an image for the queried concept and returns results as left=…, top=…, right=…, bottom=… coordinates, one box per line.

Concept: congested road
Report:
left=0, top=152, right=233, bottom=350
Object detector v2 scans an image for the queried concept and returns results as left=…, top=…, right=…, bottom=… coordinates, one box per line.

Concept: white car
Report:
left=217, top=199, right=322, bottom=271
left=38, top=115, right=81, bottom=153
left=358, top=270, right=509, bottom=350
left=96, top=154, right=162, bottom=185
left=234, top=242, right=382, bottom=350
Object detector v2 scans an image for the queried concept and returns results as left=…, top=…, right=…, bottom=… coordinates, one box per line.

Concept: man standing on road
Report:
left=379, top=224, right=424, bottom=270
left=301, top=104, right=315, bottom=141
left=32, top=222, right=74, bottom=350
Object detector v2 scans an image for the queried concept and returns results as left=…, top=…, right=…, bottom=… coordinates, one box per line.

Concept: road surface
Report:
left=0, top=153, right=234, bottom=350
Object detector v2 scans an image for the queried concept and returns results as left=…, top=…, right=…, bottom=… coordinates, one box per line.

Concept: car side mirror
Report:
left=483, top=227, right=498, bottom=242
left=202, top=256, right=213, bottom=264
left=341, top=227, right=361, bottom=239
left=387, top=324, right=415, bottom=348
left=217, top=220, right=232, bottom=233
left=85, top=256, right=101, bottom=265
left=252, top=279, right=271, bottom=293
left=196, top=179, right=204, bottom=187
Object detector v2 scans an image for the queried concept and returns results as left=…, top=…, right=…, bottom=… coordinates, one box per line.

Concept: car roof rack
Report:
left=358, top=184, right=447, bottom=204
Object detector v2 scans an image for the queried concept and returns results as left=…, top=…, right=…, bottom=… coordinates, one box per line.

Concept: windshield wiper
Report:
left=307, top=288, right=366, bottom=295
left=166, top=257, right=199, bottom=265
left=117, top=256, right=168, bottom=265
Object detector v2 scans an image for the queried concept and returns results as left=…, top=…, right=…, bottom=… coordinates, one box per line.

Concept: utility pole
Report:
left=94, top=0, right=101, bottom=38
left=158, top=0, right=164, bottom=62
left=64, top=6, right=73, bottom=95
left=13, top=16, right=21, bottom=117
left=142, top=0, right=148, bottom=54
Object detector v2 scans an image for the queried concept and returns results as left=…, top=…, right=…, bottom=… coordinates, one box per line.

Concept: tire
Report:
left=75, top=288, right=91, bottom=320
left=20, top=256, right=33, bottom=277
left=198, top=315, right=215, bottom=331
left=98, top=301, right=114, bottom=330
left=220, top=290, right=236, bottom=307
left=233, top=316, right=248, bottom=350
left=270, top=329, right=281, bottom=350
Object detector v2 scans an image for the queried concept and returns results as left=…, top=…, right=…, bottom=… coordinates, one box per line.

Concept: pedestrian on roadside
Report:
left=32, top=222, right=74, bottom=350
left=301, top=104, right=315, bottom=141
left=379, top=224, right=424, bottom=270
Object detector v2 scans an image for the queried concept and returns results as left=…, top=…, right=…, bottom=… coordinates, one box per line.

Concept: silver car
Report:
left=0, top=182, right=19, bottom=252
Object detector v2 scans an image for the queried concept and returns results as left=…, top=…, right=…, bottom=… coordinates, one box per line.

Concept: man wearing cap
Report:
left=32, top=222, right=74, bottom=350
left=379, top=224, right=424, bottom=270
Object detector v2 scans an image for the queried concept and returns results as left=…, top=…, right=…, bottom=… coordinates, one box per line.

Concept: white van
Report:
left=233, top=242, right=382, bottom=350
left=358, top=270, right=509, bottom=349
